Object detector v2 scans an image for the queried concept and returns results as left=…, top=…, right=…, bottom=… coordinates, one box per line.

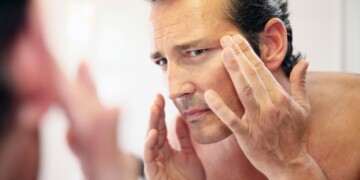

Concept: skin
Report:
left=0, top=2, right=52, bottom=179
left=149, top=0, right=244, bottom=144
left=145, top=0, right=360, bottom=179
left=56, top=63, right=140, bottom=180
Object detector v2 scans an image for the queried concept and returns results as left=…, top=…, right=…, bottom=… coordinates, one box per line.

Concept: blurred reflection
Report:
left=0, top=0, right=141, bottom=179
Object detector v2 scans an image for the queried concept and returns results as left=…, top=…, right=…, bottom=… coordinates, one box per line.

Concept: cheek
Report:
left=209, top=63, right=245, bottom=117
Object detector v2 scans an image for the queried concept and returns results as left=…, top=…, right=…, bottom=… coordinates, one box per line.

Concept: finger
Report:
left=144, top=129, right=159, bottom=177
left=290, top=60, right=310, bottom=111
left=55, top=67, right=101, bottom=127
left=77, top=62, right=97, bottom=96
left=232, top=34, right=282, bottom=92
left=204, top=90, right=248, bottom=140
left=100, top=107, right=120, bottom=149
left=222, top=36, right=273, bottom=116
left=147, top=94, right=165, bottom=131
left=233, top=34, right=288, bottom=103
left=221, top=47, right=258, bottom=112
left=66, top=128, right=81, bottom=158
left=175, top=115, right=195, bottom=154
left=147, top=94, right=167, bottom=148
left=223, top=36, right=270, bottom=98
left=54, top=69, right=79, bottom=117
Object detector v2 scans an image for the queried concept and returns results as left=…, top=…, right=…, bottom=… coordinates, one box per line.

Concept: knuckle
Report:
left=227, top=60, right=241, bottom=72
left=233, top=47, right=243, bottom=56
left=227, top=117, right=240, bottom=128
left=277, top=93, right=290, bottom=106
left=245, top=66, right=258, bottom=77
left=265, top=104, right=280, bottom=119
left=253, top=61, right=266, bottom=72
left=242, top=84, right=254, bottom=96
left=239, top=42, right=251, bottom=53
left=291, top=79, right=306, bottom=88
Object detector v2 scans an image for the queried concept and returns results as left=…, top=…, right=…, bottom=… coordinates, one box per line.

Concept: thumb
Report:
left=290, top=60, right=310, bottom=112
left=175, top=115, right=195, bottom=154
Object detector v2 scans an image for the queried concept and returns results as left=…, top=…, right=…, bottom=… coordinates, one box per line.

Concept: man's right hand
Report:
left=144, top=94, right=206, bottom=180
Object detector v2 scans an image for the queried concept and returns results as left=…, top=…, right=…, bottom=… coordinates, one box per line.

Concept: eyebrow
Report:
left=150, top=38, right=207, bottom=60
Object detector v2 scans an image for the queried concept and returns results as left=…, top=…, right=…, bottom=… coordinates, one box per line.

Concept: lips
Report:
left=182, top=108, right=210, bottom=122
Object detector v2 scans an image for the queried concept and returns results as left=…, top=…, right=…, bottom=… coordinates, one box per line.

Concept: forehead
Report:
left=149, top=0, right=238, bottom=55
left=150, top=0, right=226, bottom=29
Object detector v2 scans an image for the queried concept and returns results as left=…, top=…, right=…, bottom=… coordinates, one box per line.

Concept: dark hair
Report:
left=149, top=0, right=302, bottom=77
left=226, top=0, right=302, bottom=77
left=0, top=0, right=28, bottom=137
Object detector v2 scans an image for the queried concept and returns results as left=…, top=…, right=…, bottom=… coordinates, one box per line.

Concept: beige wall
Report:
left=36, top=0, right=360, bottom=179
left=289, top=0, right=360, bottom=73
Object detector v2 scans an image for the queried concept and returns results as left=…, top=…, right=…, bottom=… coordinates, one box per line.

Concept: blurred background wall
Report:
left=35, top=0, right=359, bottom=179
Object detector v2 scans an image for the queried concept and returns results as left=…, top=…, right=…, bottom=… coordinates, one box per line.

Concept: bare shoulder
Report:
left=306, top=72, right=360, bottom=179
left=308, top=72, right=360, bottom=89
left=307, top=72, right=360, bottom=104
left=307, top=71, right=360, bottom=126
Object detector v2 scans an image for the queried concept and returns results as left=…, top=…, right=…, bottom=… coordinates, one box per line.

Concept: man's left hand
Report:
left=204, top=34, right=325, bottom=179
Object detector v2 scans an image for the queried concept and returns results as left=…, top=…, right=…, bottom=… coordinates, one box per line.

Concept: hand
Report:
left=54, top=63, right=139, bottom=180
left=204, top=35, right=325, bottom=179
left=144, top=94, right=206, bottom=180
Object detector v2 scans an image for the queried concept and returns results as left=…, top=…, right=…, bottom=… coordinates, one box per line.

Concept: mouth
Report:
left=182, top=108, right=210, bottom=122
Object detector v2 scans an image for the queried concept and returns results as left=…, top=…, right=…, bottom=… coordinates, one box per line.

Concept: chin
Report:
left=190, top=119, right=233, bottom=144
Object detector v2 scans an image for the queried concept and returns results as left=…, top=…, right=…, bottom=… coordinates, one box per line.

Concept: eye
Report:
left=155, top=58, right=168, bottom=66
left=188, top=49, right=208, bottom=57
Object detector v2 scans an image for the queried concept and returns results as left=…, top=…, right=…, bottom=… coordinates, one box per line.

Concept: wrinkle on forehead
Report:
left=150, top=0, right=231, bottom=56
left=151, top=7, right=206, bottom=40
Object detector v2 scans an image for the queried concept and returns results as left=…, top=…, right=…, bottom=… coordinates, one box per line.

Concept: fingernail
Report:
left=221, top=36, right=234, bottom=48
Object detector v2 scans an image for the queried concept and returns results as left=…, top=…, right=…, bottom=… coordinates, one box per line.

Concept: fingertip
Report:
left=204, top=89, right=218, bottom=103
left=302, top=60, right=310, bottom=71
left=153, top=93, right=165, bottom=108
left=220, top=35, right=234, bottom=48
left=150, top=103, right=160, bottom=118
left=223, top=48, right=239, bottom=66
left=291, top=60, right=310, bottom=81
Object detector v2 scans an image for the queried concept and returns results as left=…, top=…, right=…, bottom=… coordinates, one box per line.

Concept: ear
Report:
left=259, top=18, right=287, bottom=72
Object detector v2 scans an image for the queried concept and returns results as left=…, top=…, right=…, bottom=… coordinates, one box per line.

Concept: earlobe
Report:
left=259, top=18, right=287, bottom=72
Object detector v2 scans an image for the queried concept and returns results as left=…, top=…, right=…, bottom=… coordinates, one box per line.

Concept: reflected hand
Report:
left=55, top=63, right=139, bottom=180
left=204, top=35, right=325, bottom=179
left=144, top=94, right=206, bottom=180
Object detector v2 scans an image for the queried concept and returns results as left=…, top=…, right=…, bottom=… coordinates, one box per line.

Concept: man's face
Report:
left=150, top=0, right=245, bottom=144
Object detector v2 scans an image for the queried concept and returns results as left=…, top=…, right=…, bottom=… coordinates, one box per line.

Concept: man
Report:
left=144, top=0, right=360, bottom=179
left=0, top=0, right=140, bottom=179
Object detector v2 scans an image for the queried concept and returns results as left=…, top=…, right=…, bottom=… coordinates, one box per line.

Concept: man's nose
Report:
left=166, top=62, right=195, bottom=100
